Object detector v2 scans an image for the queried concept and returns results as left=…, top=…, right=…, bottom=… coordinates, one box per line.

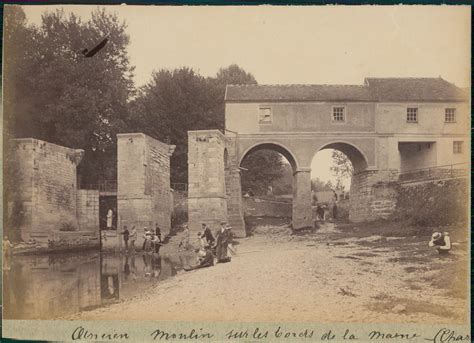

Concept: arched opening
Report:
left=311, top=142, right=368, bottom=221
left=239, top=143, right=297, bottom=232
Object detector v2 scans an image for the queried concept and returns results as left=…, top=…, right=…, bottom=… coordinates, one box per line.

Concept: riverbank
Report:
left=67, top=219, right=468, bottom=324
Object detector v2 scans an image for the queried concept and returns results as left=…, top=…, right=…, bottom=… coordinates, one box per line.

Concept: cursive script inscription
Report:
left=71, top=326, right=129, bottom=340
left=368, top=330, right=420, bottom=340
left=425, top=328, right=471, bottom=343
left=151, top=328, right=213, bottom=340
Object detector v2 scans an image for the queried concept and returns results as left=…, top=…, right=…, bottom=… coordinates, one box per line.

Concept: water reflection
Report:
left=3, top=251, right=195, bottom=319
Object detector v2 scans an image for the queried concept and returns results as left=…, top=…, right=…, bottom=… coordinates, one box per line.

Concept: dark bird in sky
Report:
left=81, top=37, right=108, bottom=57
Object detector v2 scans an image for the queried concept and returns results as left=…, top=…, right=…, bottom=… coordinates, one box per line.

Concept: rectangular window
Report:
left=407, top=108, right=418, bottom=123
left=258, top=107, right=272, bottom=123
left=332, top=107, right=345, bottom=122
left=445, top=108, right=456, bottom=123
left=453, top=141, right=463, bottom=154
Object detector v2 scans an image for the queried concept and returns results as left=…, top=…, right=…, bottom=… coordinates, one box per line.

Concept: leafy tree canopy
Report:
left=4, top=6, right=134, bottom=185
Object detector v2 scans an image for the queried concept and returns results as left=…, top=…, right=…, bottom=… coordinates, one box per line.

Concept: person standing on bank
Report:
left=129, top=226, right=137, bottom=252
left=120, top=225, right=130, bottom=252
left=216, top=221, right=231, bottom=263
left=201, top=223, right=215, bottom=247
left=155, top=224, right=162, bottom=242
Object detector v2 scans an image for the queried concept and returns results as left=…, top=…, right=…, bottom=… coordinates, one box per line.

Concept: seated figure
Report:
left=429, top=232, right=451, bottom=254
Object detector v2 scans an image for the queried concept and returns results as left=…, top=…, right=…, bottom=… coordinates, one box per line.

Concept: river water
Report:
left=3, top=250, right=196, bottom=319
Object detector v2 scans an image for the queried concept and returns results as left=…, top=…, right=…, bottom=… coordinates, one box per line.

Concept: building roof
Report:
left=225, top=84, right=373, bottom=102
left=365, top=77, right=468, bottom=102
left=225, top=77, right=468, bottom=103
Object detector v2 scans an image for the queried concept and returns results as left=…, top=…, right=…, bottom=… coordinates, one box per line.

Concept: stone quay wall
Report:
left=117, top=133, right=175, bottom=248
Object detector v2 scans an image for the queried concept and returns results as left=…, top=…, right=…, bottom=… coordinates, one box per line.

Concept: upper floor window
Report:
left=453, top=141, right=463, bottom=154
left=332, top=107, right=345, bottom=122
left=445, top=108, right=456, bottom=123
left=406, top=108, right=418, bottom=123
left=258, top=107, right=272, bottom=124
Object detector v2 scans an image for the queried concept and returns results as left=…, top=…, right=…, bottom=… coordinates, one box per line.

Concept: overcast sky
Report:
left=20, top=5, right=471, bottom=188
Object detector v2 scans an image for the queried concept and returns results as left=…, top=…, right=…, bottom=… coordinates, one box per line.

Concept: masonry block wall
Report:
left=9, top=139, right=84, bottom=243
left=224, top=136, right=246, bottom=237
left=77, top=190, right=100, bottom=231
left=349, top=169, right=398, bottom=222
left=117, top=133, right=174, bottom=247
left=188, top=130, right=229, bottom=233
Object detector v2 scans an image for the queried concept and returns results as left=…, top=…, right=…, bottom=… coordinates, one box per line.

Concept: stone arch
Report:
left=316, top=141, right=369, bottom=174
left=239, top=142, right=299, bottom=172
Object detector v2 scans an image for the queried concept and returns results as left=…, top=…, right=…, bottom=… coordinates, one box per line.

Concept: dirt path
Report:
left=69, top=221, right=468, bottom=324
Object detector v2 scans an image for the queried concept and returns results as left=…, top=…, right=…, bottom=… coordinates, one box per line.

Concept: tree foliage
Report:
left=330, top=150, right=353, bottom=190
left=5, top=6, right=282, bottom=192
left=241, top=150, right=285, bottom=196
left=4, top=7, right=134, bottom=185
left=127, top=64, right=258, bottom=183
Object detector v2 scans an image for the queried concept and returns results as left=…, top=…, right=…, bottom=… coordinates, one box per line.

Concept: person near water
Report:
left=120, top=225, right=130, bottom=251
left=155, top=224, right=162, bottom=241
left=184, top=246, right=214, bottom=271
left=129, top=226, right=137, bottom=252
left=143, top=232, right=155, bottom=274
left=179, top=225, right=191, bottom=250
left=216, top=221, right=231, bottom=263
left=142, top=227, right=152, bottom=250
left=429, top=232, right=451, bottom=254
left=151, top=232, right=161, bottom=254
left=195, top=232, right=208, bottom=261
left=106, top=209, right=113, bottom=229
left=201, top=223, right=215, bottom=247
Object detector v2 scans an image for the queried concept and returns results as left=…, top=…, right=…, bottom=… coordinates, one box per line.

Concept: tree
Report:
left=311, top=177, right=333, bottom=192
left=241, top=150, right=284, bottom=196
left=4, top=7, right=134, bottom=185
left=127, top=64, right=259, bottom=183
left=330, top=150, right=353, bottom=191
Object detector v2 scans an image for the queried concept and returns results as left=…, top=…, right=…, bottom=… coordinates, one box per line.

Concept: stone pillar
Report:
left=117, top=133, right=175, bottom=248
left=188, top=130, right=228, bottom=233
left=292, top=168, right=313, bottom=229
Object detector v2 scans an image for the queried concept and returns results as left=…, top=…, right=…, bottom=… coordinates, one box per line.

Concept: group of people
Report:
left=184, top=221, right=235, bottom=271
left=120, top=224, right=162, bottom=254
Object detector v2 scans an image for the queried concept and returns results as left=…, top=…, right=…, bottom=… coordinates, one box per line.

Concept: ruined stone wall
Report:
left=77, top=190, right=100, bottom=231
left=9, top=139, right=84, bottom=243
left=117, top=133, right=174, bottom=247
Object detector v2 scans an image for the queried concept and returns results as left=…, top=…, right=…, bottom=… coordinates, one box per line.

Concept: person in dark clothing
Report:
left=216, top=221, right=231, bottom=263
left=120, top=226, right=130, bottom=251
left=332, top=203, right=338, bottom=220
left=184, top=247, right=214, bottom=271
left=201, top=223, right=215, bottom=246
left=155, top=224, right=162, bottom=241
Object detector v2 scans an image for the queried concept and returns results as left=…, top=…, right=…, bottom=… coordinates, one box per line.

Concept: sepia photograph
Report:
left=2, top=4, right=471, bottom=341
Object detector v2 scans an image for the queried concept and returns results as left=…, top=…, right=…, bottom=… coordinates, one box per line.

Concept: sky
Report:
left=20, top=5, right=471, bottom=188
